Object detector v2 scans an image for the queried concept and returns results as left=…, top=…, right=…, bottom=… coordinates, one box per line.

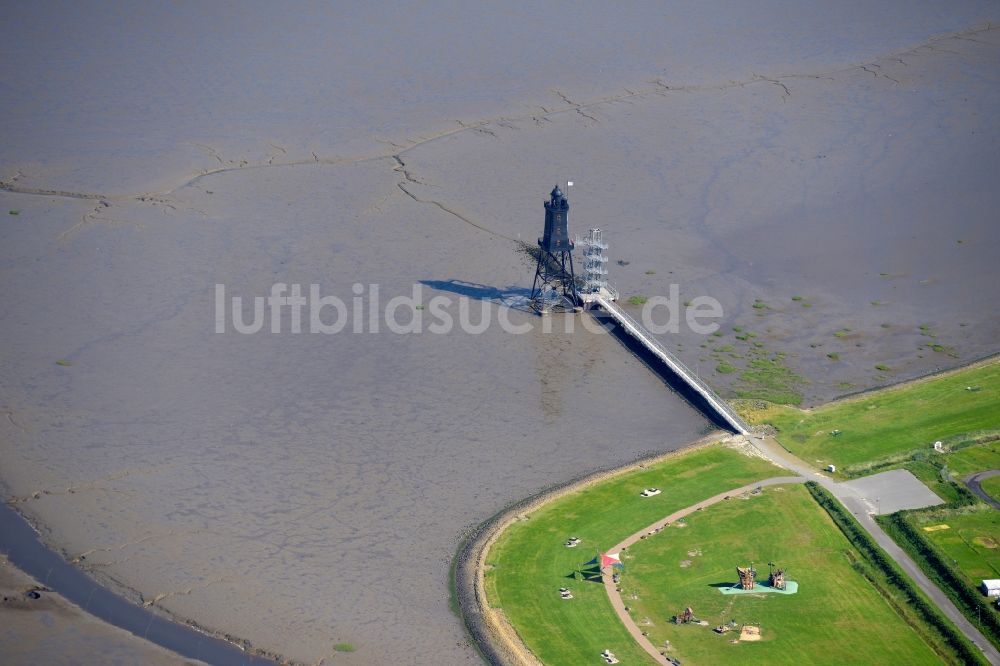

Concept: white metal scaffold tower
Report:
left=577, top=227, right=619, bottom=304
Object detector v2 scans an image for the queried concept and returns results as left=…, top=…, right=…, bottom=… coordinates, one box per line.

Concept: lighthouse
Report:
left=541, top=184, right=572, bottom=252
left=529, top=185, right=580, bottom=313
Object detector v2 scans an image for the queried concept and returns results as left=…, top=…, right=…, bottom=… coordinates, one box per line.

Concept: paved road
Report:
left=601, top=476, right=806, bottom=665
left=752, top=436, right=1000, bottom=665
left=965, top=470, right=1000, bottom=510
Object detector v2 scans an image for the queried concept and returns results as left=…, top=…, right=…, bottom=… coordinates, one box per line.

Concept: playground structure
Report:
left=714, top=619, right=762, bottom=642
left=739, top=623, right=762, bottom=642
left=722, top=561, right=798, bottom=595
left=736, top=564, right=757, bottom=590
left=714, top=620, right=738, bottom=634
left=673, top=606, right=696, bottom=625
left=768, top=562, right=787, bottom=591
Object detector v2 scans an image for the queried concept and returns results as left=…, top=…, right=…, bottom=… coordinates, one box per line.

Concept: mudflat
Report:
left=0, top=556, right=197, bottom=666
left=1, top=3, right=998, bottom=663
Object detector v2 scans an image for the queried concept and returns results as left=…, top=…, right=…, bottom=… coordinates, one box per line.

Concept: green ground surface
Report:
left=981, top=476, right=1000, bottom=504
left=842, top=434, right=1000, bottom=506
left=914, top=508, right=1000, bottom=582
left=882, top=502, right=1000, bottom=648
left=949, top=441, right=1000, bottom=478
left=624, top=485, right=942, bottom=665
left=703, top=324, right=806, bottom=405
left=904, top=460, right=970, bottom=504
left=748, top=360, right=1000, bottom=469
left=484, top=444, right=783, bottom=666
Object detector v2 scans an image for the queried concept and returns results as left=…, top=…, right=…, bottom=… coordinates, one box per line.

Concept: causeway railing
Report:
left=595, top=297, right=751, bottom=435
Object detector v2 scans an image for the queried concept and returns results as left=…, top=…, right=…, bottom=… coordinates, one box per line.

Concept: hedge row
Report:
left=949, top=480, right=986, bottom=508
left=883, top=511, right=1000, bottom=648
left=805, top=481, right=989, bottom=666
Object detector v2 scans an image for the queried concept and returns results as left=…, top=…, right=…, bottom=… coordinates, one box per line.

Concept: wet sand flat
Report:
left=1, top=3, right=999, bottom=664
left=0, top=166, right=712, bottom=663
left=0, top=556, right=198, bottom=666
left=404, top=26, right=1000, bottom=403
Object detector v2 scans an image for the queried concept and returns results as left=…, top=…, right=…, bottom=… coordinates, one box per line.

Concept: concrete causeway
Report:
left=595, top=297, right=751, bottom=436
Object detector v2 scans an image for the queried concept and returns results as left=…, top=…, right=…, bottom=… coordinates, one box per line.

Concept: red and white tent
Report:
left=600, top=552, right=622, bottom=568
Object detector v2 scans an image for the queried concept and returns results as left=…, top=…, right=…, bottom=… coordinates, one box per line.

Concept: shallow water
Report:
left=1, top=3, right=999, bottom=664
left=0, top=503, right=268, bottom=665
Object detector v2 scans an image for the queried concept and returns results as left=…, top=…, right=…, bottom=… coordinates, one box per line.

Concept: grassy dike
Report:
left=807, top=482, right=989, bottom=665
left=744, top=358, right=1000, bottom=471
left=460, top=440, right=783, bottom=665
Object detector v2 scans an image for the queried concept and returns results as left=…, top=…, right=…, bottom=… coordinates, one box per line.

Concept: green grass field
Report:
left=915, top=508, right=1000, bottom=581
left=949, top=441, right=1000, bottom=478
left=484, top=444, right=783, bottom=666
left=981, top=476, right=1000, bottom=504
left=880, top=504, right=1000, bottom=649
left=623, top=484, right=942, bottom=665
left=747, top=360, right=1000, bottom=469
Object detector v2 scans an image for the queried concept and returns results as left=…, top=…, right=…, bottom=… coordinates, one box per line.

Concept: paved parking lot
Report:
left=837, top=469, right=945, bottom=514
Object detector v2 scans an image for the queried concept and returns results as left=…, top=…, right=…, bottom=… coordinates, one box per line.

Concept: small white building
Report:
left=981, top=579, right=1000, bottom=597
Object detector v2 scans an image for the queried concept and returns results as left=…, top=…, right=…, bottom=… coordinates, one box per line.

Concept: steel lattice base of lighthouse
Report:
left=529, top=249, right=580, bottom=314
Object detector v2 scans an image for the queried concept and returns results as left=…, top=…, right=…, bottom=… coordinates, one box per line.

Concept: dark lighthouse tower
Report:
left=529, top=185, right=579, bottom=313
